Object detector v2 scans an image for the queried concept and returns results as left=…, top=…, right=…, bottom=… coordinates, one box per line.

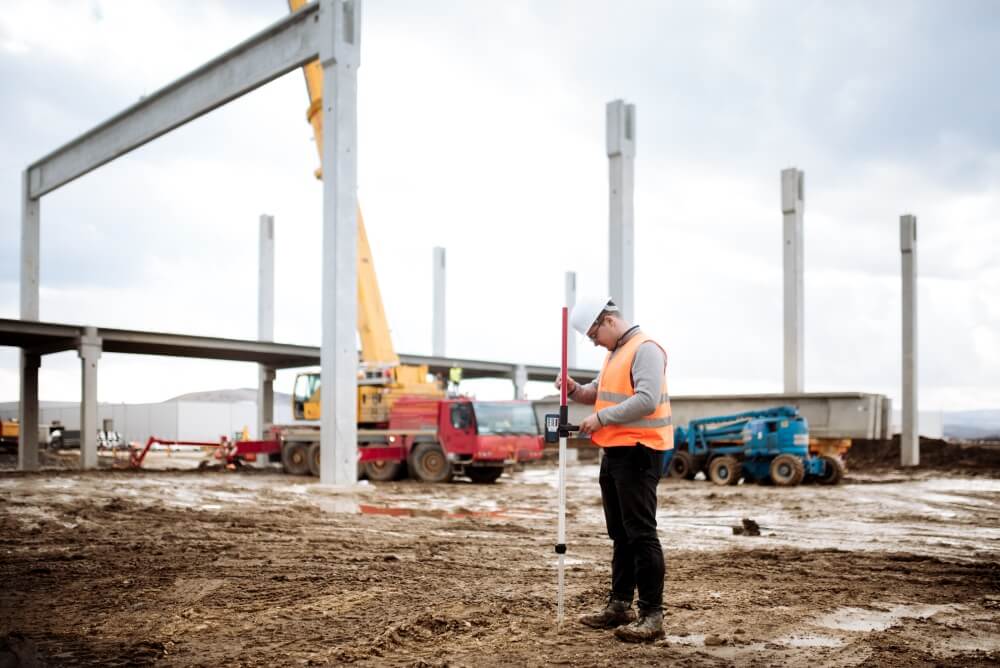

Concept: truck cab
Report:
left=375, top=397, right=543, bottom=484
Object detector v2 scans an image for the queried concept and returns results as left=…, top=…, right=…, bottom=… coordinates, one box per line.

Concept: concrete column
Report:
left=21, top=170, right=40, bottom=321
left=319, top=0, right=361, bottom=485
left=781, top=168, right=805, bottom=393
left=258, top=214, right=275, bottom=442
left=258, top=366, right=275, bottom=440
left=607, top=100, right=636, bottom=323
left=513, top=364, right=528, bottom=400
left=78, top=327, right=102, bottom=470
left=433, top=246, right=445, bottom=357
left=565, top=271, right=577, bottom=369
left=900, top=214, right=919, bottom=466
left=19, top=170, right=41, bottom=471
left=17, top=353, right=40, bottom=471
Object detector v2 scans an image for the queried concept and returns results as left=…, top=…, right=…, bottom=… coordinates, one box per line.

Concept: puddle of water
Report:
left=359, top=503, right=507, bottom=520
left=813, top=603, right=958, bottom=632
left=778, top=633, right=844, bottom=648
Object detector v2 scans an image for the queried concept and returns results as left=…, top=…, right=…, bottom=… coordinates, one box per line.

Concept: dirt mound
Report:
left=848, top=436, right=1000, bottom=472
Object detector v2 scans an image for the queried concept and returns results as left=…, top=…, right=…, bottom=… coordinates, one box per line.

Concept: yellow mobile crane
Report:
left=287, top=0, right=443, bottom=426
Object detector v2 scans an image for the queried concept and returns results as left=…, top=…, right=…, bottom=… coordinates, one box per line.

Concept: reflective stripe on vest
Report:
left=592, top=333, right=674, bottom=450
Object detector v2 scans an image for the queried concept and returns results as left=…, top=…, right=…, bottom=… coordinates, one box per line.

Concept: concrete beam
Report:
left=319, top=0, right=361, bottom=486
left=607, top=100, right=636, bottom=323
left=17, top=352, right=40, bottom=471
left=781, top=168, right=805, bottom=393
left=900, top=214, right=918, bottom=466
left=25, top=4, right=321, bottom=198
left=78, top=327, right=102, bottom=470
left=258, top=366, right=276, bottom=440
left=433, top=246, right=445, bottom=356
left=565, top=271, right=577, bottom=369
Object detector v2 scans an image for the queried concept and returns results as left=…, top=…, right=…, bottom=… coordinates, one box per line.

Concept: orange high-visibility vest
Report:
left=592, top=333, right=674, bottom=450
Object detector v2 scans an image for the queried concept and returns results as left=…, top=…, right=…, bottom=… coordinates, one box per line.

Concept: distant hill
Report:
left=943, top=409, right=1000, bottom=440
left=166, top=388, right=292, bottom=404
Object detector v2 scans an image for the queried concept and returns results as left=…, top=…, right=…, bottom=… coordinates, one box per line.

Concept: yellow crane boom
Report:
left=287, top=0, right=443, bottom=424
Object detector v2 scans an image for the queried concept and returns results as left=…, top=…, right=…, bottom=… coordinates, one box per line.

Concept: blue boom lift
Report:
left=662, top=406, right=845, bottom=486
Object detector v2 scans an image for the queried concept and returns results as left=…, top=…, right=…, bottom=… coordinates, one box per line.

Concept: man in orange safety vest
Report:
left=557, top=296, right=673, bottom=643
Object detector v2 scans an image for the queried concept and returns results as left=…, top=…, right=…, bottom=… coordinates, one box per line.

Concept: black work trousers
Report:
left=599, top=444, right=665, bottom=613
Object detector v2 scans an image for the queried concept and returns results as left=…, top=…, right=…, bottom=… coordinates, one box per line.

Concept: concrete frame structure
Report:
left=433, top=247, right=446, bottom=357
left=781, top=168, right=805, bottom=394
left=607, top=100, right=636, bottom=323
left=565, top=271, right=577, bottom=369
left=258, top=214, right=275, bottom=442
left=900, top=214, right=919, bottom=466
left=16, top=1, right=363, bottom=483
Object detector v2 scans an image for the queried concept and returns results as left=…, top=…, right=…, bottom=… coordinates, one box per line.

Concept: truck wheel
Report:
left=364, top=459, right=404, bottom=482
left=282, top=442, right=311, bottom=476
left=410, top=443, right=452, bottom=483
left=307, top=442, right=321, bottom=477
left=817, top=455, right=845, bottom=485
left=770, top=454, right=805, bottom=486
left=668, top=450, right=697, bottom=480
left=708, top=456, right=741, bottom=486
left=467, top=466, right=503, bottom=484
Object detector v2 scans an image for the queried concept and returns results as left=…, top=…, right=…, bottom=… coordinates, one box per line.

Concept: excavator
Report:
left=286, top=0, right=443, bottom=426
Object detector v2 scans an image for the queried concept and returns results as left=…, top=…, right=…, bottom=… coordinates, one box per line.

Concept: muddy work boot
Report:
left=613, top=609, right=664, bottom=643
left=579, top=597, right=636, bottom=629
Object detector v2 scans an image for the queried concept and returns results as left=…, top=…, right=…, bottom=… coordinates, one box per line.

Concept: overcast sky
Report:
left=0, top=0, right=998, bottom=410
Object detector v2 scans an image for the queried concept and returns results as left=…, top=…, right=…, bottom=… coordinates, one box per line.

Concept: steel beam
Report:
left=781, top=168, right=805, bottom=393
left=319, top=0, right=361, bottom=486
left=900, top=214, right=919, bottom=466
left=607, top=100, right=636, bottom=323
left=25, top=4, right=321, bottom=198
left=433, top=247, right=446, bottom=356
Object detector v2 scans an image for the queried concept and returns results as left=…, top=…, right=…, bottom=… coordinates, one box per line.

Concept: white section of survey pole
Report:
left=319, top=0, right=361, bottom=486
left=900, top=214, right=919, bottom=467
left=433, top=246, right=446, bottom=357
left=565, top=272, right=577, bottom=368
left=258, top=214, right=275, bottom=440
left=18, top=353, right=40, bottom=471
left=607, top=100, right=636, bottom=323
left=781, top=168, right=805, bottom=393
left=19, top=170, right=41, bottom=470
left=78, top=327, right=102, bottom=470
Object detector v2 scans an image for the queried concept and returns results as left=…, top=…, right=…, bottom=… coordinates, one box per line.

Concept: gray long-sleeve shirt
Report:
left=569, top=327, right=666, bottom=426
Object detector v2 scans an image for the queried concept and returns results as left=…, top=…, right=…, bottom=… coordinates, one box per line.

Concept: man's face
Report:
left=587, top=315, right=614, bottom=350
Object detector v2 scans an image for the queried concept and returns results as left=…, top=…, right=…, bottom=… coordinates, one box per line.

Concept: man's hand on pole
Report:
left=554, top=375, right=578, bottom=394
left=578, top=413, right=602, bottom=436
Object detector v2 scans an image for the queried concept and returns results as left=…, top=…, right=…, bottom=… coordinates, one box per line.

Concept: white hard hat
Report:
left=570, top=296, right=616, bottom=336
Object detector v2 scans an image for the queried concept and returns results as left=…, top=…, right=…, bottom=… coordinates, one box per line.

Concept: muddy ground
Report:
left=1, top=461, right=998, bottom=667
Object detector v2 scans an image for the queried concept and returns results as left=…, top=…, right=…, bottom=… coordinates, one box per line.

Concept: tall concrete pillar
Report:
left=565, top=271, right=577, bottom=368
left=607, top=100, right=636, bottom=323
left=19, top=169, right=41, bottom=471
left=258, top=214, right=275, bottom=441
left=79, top=327, right=101, bottom=470
left=319, top=0, right=362, bottom=485
left=900, top=214, right=919, bottom=466
left=433, top=246, right=445, bottom=357
left=18, top=353, right=40, bottom=471
left=513, top=364, right=528, bottom=400
left=781, top=168, right=805, bottom=393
